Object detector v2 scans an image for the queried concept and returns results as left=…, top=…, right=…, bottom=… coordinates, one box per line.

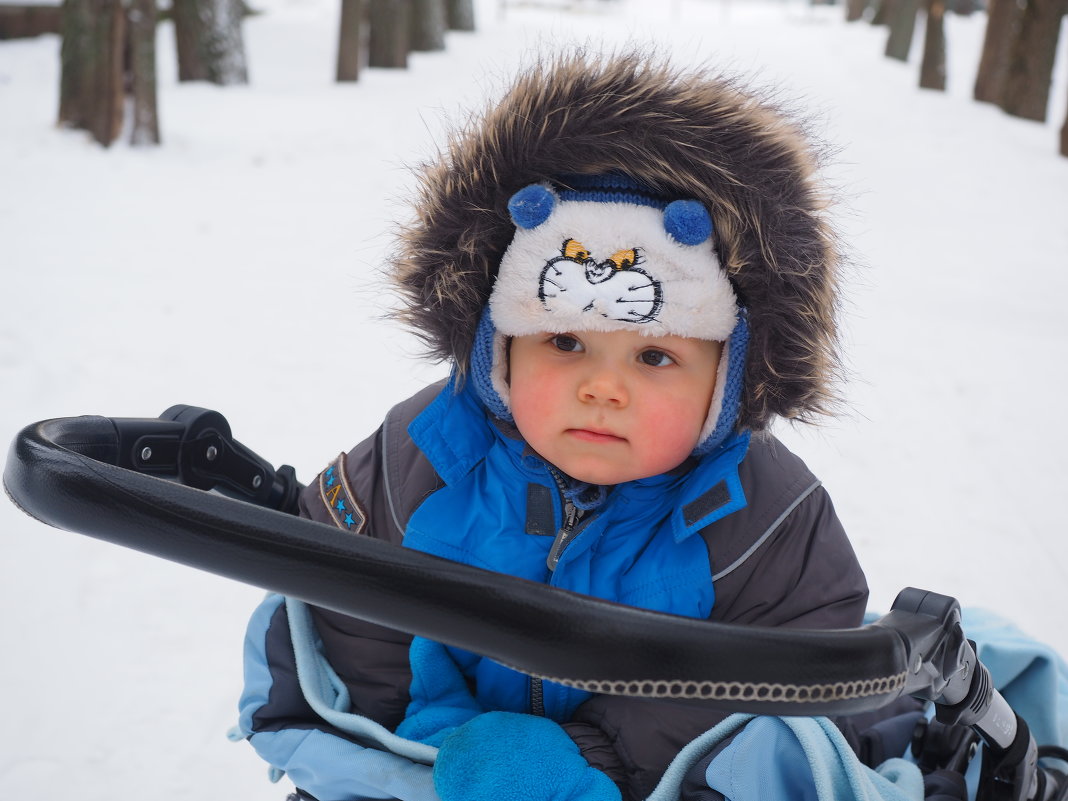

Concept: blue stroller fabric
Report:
left=959, top=608, right=1068, bottom=749
left=647, top=715, right=923, bottom=801
left=236, top=596, right=440, bottom=801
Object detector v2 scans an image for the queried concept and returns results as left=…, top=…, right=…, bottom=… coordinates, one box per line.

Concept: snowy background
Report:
left=2, top=0, right=1067, bottom=798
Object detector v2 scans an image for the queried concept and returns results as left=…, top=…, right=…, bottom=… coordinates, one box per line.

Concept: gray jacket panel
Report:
left=300, top=381, right=445, bottom=728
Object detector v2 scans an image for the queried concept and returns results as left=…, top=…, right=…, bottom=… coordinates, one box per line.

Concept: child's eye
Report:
left=639, top=349, right=675, bottom=367
left=551, top=334, right=584, bottom=353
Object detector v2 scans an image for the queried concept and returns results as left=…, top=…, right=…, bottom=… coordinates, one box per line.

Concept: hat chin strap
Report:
left=697, top=340, right=733, bottom=446
left=692, top=311, right=749, bottom=456
left=471, top=307, right=749, bottom=459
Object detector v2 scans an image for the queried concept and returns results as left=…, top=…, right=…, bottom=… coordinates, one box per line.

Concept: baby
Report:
left=236, top=51, right=868, bottom=801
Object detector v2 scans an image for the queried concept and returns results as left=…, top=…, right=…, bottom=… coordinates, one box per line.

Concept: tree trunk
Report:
left=336, top=0, right=362, bottom=81
left=998, top=0, right=1064, bottom=122
left=128, top=0, right=160, bottom=145
left=919, top=0, right=947, bottom=90
left=0, top=6, right=62, bottom=39
left=1062, top=82, right=1068, bottom=157
left=973, top=0, right=1022, bottom=103
left=172, top=0, right=248, bottom=84
left=409, top=0, right=445, bottom=51
left=845, top=0, right=867, bottom=21
left=946, top=0, right=978, bottom=15
left=886, top=0, right=921, bottom=60
left=58, top=0, right=91, bottom=129
left=871, top=0, right=895, bottom=25
left=445, top=0, right=475, bottom=30
left=58, top=0, right=125, bottom=147
left=368, top=0, right=409, bottom=68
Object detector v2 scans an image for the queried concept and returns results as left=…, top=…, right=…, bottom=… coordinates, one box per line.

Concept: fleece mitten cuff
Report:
left=395, top=637, right=483, bottom=746
left=433, top=711, right=621, bottom=801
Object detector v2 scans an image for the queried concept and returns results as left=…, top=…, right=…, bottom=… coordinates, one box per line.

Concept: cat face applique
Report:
left=538, top=238, right=664, bottom=324
left=492, top=182, right=738, bottom=342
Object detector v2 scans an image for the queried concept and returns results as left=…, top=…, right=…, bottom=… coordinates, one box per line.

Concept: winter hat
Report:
left=391, top=50, right=842, bottom=441
left=470, top=173, right=749, bottom=454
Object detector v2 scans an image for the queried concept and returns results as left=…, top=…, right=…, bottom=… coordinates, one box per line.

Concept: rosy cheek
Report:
left=511, top=364, right=559, bottom=432
left=638, top=398, right=706, bottom=464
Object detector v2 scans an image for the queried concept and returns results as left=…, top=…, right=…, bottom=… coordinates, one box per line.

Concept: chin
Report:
left=568, top=465, right=639, bottom=485
left=569, top=455, right=688, bottom=485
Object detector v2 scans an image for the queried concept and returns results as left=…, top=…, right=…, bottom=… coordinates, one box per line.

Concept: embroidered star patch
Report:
left=319, top=453, right=368, bottom=534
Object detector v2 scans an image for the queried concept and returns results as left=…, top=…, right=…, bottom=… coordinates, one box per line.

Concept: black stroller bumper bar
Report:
left=5, top=411, right=912, bottom=716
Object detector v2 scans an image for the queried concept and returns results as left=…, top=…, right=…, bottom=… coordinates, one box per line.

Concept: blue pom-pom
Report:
left=508, top=184, right=556, bottom=229
left=663, top=199, right=713, bottom=246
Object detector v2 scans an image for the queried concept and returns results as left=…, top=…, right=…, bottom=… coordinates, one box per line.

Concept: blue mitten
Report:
left=395, top=637, right=484, bottom=746
left=433, top=711, right=622, bottom=801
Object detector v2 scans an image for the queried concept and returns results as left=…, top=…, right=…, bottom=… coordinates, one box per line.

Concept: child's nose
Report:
left=578, top=369, right=628, bottom=407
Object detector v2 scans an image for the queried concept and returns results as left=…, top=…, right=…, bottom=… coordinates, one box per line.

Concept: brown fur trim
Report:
left=390, top=49, right=843, bottom=431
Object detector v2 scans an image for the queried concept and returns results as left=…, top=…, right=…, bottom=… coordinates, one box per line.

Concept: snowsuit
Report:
left=238, top=377, right=869, bottom=801
left=238, top=51, right=870, bottom=801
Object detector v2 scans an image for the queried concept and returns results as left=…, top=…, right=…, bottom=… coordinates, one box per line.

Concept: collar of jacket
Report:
left=408, top=374, right=752, bottom=542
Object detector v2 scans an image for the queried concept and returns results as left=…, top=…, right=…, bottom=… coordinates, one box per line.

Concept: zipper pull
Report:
left=564, top=500, right=579, bottom=529
left=546, top=500, right=579, bottom=571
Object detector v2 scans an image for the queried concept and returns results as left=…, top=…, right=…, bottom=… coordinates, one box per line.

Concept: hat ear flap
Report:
left=663, top=199, right=713, bottom=246
left=508, top=184, right=557, bottom=229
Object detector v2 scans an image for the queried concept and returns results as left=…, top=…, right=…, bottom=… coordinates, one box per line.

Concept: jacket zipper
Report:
left=546, top=466, right=581, bottom=572
left=530, top=675, right=545, bottom=717
left=531, top=466, right=584, bottom=716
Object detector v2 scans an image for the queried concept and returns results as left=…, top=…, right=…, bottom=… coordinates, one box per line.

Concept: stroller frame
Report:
left=4, top=405, right=1065, bottom=801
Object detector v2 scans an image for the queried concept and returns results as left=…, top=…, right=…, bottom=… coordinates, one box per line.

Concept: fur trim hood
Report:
left=391, top=50, right=843, bottom=432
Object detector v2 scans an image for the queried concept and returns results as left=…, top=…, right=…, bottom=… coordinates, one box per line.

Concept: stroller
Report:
left=5, top=404, right=1068, bottom=801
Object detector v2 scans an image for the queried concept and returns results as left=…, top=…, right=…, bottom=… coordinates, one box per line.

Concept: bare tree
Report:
left=1052, top=6, right=1067, bottom=157
left=871, top=0, right=896, bottom=25
left=886, top=0, right=921, bottom=60
left=337, top=0, right=362, bottom=81
left=845, top=0, right=868, bottom=20
left=946, top=0, right=979, bottom=14
left=445, top=0, right=475, bottom=30
left=998, top=0, right=1065, bottom=122
left=369, top=0, right=409, bottom=68
left=919, top=0, right=946, bottom=90
left=974, top=0, right=1022, bottom=103
left=0, top=6, right=61, bottom=39
left=409, top=0, right=445, bottom=51
left=58, top=0, right=125, bottom=146
left=173, top=0, right=248, bottom=85
left=1061, top=88, right=1068, bottom=157
left=129, top=0, right=160, bottom=145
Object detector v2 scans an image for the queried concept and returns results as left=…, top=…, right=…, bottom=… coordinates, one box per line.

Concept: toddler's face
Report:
left=508, top=329, right=722, bottom=485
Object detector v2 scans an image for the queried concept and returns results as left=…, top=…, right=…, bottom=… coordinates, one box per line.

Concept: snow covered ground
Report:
left=1, top=1, right=1066, bottom=798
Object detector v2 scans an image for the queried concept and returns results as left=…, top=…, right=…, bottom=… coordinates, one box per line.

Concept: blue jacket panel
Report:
left=403, top=377, right=750, bottom=723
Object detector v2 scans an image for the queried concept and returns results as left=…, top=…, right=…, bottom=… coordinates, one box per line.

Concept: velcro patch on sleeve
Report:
left=319, top=453, right=368, bottom=534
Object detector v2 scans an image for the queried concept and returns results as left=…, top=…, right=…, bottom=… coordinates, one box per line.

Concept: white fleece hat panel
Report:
left=488, top=187, right=737, bottom=341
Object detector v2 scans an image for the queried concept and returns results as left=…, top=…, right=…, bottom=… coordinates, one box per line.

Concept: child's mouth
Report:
left=567, top=428, right=626, bottom=444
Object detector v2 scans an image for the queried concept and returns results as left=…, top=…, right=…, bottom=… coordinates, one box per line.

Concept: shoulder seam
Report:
left=712, top=479, right=822, bottom=582
left=381, top=404, right=407, bottom=540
